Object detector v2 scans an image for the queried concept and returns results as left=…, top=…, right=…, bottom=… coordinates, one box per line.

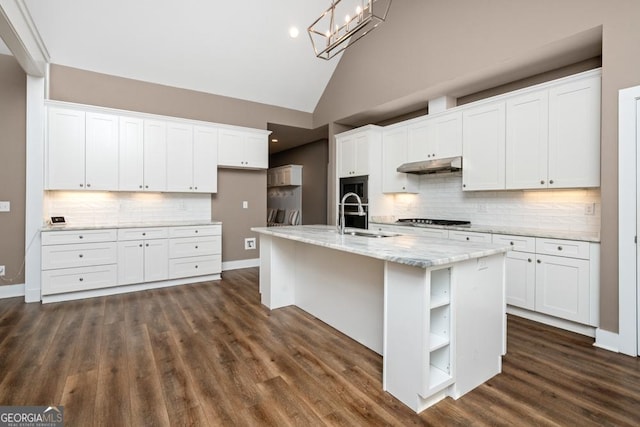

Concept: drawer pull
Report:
left=537, top=259, right=542, bottom=264
left=79, top=235, right=84, bottom=239
left=466, top=237, right=470, bottom=241
left=549, top=179, right=554, bottom=184
left=142, top=232, right=146, bottom=236
left=195, top=230, right=199, bottom=234
left=146, top=244, right=149, bottom=247
left=79, top=277, right=84, bottom=282
left=195, top=265, right=199, bottom=269
left=195, top=246, right=199, bottom=249
left=139, top=244, right=143, bottom=248
left=540, top=180, right=545, bottom=184
left=528, top=258, right=532, bottom=263
left=557, top=246, right=563, bottom=251
left=79, top=254, right=83, bottom=258
left=509, top=241, right=514, bottom=245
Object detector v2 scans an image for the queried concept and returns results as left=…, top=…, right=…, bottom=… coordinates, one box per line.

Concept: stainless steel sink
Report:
left=345, top=231, right=398, bottom=238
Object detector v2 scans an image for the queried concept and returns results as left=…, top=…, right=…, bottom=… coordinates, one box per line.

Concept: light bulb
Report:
left=345, top=14, right=350, bottom=23
left=289, top=26, right=299, bottom=38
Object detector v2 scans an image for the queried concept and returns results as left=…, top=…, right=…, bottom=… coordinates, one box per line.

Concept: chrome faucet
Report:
left=338, top=192, right=365, bottom=235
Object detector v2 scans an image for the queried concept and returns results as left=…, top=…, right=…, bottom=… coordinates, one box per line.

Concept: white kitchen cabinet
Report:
left=218, top=128, right=268, bottom=169
left=505, top=90, right=549, bottom=189
left=462, top=102, right=506, bottom=191
left=407, top=111, right=462, bottom=161
left=336, top=125, right=380, bottom=178
left=46, top=107, right=86, bottom=190
left=448, top=230, right=492, bottom=243
left=505, top=251, right=536, bottom=310
left=382, top=125, right=418, bottom=193
left=192, top=126, right=218, bottom=193
left=118, top=116, right=145, bottom=191
left=166, top=122, right=194, bottom=192
left=85, top=112, right=119, bottom=190
left=117, top=239, right=169, bottom=285
left=267, top=164, right=302, bottom=187
left=168, top=225, right=222, bottom=279
left=143, top=120, right=168, bottom=191
left=547, top=74, right=601, bottom=188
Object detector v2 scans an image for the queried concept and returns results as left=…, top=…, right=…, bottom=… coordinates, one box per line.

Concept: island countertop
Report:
left=251, top=225, right=511, bottom=269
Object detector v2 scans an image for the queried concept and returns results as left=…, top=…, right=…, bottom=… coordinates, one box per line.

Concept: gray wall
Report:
left=314, top=0, right=640, bottom=334
left=0, top=54, right=26, bottom=286
left=269, top=139, right=329, bottom=225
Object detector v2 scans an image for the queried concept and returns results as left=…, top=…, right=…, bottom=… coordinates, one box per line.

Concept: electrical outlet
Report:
left=0, top=201, right=10, bottom=212
left=242, top=201, right=249, bottom=209
left=584, top=203, right=596, bottom=216
left=477, top=203, right=488, bottom=213
left=0, top=265, right=5, bottom=277
left=244, top=237, right=256, bottom=250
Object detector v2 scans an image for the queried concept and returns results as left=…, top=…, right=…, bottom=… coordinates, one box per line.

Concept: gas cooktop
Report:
left=396, top=218, right=471, bottom=227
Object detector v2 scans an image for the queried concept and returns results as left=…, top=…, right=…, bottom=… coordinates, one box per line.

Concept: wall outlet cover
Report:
left=0, top=265, right=5, bottom=276
left=0, top=201, right=10, bottom=212
left=244, top=237, right=256, bottom=250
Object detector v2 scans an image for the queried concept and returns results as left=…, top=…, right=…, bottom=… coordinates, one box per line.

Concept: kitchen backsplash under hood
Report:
left=397, top=156, right=462, bottom=175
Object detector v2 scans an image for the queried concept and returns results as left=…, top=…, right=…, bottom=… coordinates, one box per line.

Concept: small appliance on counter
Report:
left=396, top=218, right=471, bottom=227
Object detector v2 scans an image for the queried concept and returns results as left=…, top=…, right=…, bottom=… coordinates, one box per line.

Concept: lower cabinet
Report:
left=41, top=223, right=222, bottom=298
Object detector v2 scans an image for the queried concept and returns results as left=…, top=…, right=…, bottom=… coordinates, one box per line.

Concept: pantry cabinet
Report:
left=462, top=102, right=506, bottom=191
left=382, top=125, right=418, bottom=193
left=218, top=128, right=268, bottom=169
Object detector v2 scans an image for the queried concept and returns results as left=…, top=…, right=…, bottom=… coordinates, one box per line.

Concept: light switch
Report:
left=0, top=201, right=10, bottom=212
left=242, top=201, right=248, bottom=209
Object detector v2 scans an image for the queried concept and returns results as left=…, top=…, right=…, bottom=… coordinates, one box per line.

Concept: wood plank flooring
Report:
left=1, top=267, right=639, bottom=426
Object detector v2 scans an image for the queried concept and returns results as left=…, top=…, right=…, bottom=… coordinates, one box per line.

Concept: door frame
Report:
left=618, top=85, right=640, bottom=356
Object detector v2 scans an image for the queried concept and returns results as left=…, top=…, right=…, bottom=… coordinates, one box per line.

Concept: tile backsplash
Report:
left=377, top=173, right=600, bottom=234
left=44, top=191, right=212, bottom=226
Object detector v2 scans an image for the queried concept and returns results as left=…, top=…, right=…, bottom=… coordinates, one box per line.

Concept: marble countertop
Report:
left=251, top=225, right=511, bottom=269
left=41, top=219, right=222, bottom=232
left=370, top=221, right=600, bottom=243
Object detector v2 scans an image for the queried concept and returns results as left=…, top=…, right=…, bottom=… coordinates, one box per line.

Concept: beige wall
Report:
left=314, top=0, right=640, bottom=333
left=0, top=54, right=26, bottom=286
left=49, top=65, right=314, bottom=263
left=269, top=140, right=329, bottom=225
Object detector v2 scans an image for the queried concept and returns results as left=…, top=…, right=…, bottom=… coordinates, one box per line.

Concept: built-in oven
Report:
left=339, top=175, right=368, bottom=229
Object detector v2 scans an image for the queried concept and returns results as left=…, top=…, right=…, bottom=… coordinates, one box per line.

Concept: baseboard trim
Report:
left=222, top=258, right=259, bottom=271
left=507, top=306, right=596, bottom=337
left=0, top=283, right=25, bottom=299
left=594, top=328, right=620, bottom=353
left=41, top=274, right=221, bottom=304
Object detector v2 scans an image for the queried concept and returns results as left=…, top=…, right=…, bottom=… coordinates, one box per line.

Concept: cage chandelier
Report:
left=308, top=0, right=392, bottom=60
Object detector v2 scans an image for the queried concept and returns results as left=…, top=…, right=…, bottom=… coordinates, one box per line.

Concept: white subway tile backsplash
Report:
left=44, top=191, right=212, bottom=226
left=380, top=174, right=600, bottom=234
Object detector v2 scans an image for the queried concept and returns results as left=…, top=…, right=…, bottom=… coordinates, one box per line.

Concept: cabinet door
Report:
left=354, top=133, right=370, bottom=176
left=86, top=112, right=119, bottom=190
left=244, top=133, right=268, bottom=169
left=505, top=90, right=549, bottom=189
left=548, top=75, right=601, bottom=188
left=218, top=129, right=243, bottom=168
left=144, top=239, right=169, bottom=282
left=462, top=102, right=506, bottom=191
left=338, top=136, right=356, bottom=177
left=47, top=107, right=86, bottom=190
left=382, top=126, right=418, bottom=193
left=166, top=122, right=194, bottom=192
left=505, top=251, right=535, bottom=310
left=535, top=254, right=590, bottom=323
left=430, top=111, right=462, bottom=159
left=143, top=120, right=167, bottom=191
left=193, top=126, right=218, bottom=192
left=407, top=119, right=434, bottom=160
left=119, top=116, right=144, bottom=191
left=117, top=240, right=145, bottom=285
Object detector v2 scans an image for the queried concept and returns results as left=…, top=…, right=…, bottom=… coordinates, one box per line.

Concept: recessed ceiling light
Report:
left=289, top=27, right=299, bottom=38
left=271, top=138, right=278, bottom=143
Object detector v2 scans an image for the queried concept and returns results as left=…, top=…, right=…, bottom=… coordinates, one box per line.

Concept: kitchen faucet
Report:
left=338, top=192, right=365, bottom=235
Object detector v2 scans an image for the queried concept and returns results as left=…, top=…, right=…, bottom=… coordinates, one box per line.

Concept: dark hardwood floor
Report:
left=1, top=268, right=639, bottom=426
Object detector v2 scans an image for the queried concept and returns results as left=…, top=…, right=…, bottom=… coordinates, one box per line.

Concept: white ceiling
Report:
left=21, top=0, right=342, bottom=113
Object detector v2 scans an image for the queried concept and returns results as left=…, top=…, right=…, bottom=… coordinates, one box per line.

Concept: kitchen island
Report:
left=251, top=225, right=511, bottom=413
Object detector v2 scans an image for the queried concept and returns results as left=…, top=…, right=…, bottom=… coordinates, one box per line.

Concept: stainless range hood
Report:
left=397, top=156, right=462, bottom=175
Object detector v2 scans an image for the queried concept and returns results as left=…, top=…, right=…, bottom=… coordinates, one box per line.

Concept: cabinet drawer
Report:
left=492, top=234, right=536, bottom=252
left=117, top=227, right=169, bottom=241
left=42, top=242, right=117, bottom=270
left=535, top=238, right=590, bottom=260
left=169, top=255, right=221, bottom=279
left=169, top=225, right=221, bottom=238
left=448, top=231, right=492, bottom=243
left=169, top=236, right=221, bottom=259
left=42, top=229, right=117, bottom=245
left=42, top=264, right=118, bottom=295
left=416, top=228, right=449, bottom=239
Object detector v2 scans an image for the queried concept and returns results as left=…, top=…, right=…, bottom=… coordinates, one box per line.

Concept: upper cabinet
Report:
left=46, top=107, right=119, bottom=191
left=218, top=128, right=269, bottom=169
left=382, top=125, right=418, bottom=193
left=462, top=101, right=506, bottom=191
left=268, top=165, right=302, bottom=187
left=464, top=70, right=601, bottom=191
left=407, top=111, right=462, bottom=161
left=119, top=116, right=145, bottom=191
left=192, top=126, right=219, bottom=193
left=142, top=120, right=168, bottom=192
left=337, top=126, right=381, bottom=178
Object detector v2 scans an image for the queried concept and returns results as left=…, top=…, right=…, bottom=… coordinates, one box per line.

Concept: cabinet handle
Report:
left=537, top=259, right=542, bottom=264
left=527, top=258, right=532, bottom=263
left=142, top=232, right=146, bottom=236
left=79, top=277, right=84, bottom=282
left=509, top=241, right=514, bottom=245
left=79, top=184, right=84, bottom=188
left=195, top=230, right=199, bottom=234
left=139, top=244, right=143, bottom=247
left=146, top=244, right=149, bottom=247
left=540, top=180, right=545, bottom=185
left=79, top=254, right=83, bottom=258
left=145, top=185, right=149, bottom=189
left=466, top=237, right=470, bottom=241
left=87, top=183, right=91, bottom=188
left=557, top=246, right=563, bottom=251
left=402, top=186, right=406, bottom=190
left=549, top=179, right=554, bottom=184
left=78, top=235, right=83, bottom=239
left=139, top=185, right=143, bottom=189
left=194, top=186, right=198, bottom=190
left=432, top=153, right=436, bottom=157
left=189, top=186, right=193, bottom=190
left=463, top=184, right=466, bottom=188
left=195, top=246, right=199, bottom=249
left=195, top=265, right=199, bottom=269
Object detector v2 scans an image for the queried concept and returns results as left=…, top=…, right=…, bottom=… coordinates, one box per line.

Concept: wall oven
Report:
left=339, top=175, right=368, bottom=229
